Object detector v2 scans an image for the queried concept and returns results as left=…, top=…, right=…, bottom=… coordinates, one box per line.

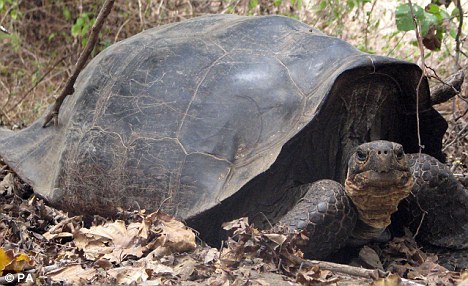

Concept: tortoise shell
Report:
left=0, top=15, right=446, bottom=221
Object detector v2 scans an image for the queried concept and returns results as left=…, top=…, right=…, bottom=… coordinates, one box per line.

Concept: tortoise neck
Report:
left=351, top=219, right=386, bottom=240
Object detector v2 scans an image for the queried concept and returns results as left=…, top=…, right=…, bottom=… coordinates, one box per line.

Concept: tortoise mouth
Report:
left=349, top=170, right=412, bottom=189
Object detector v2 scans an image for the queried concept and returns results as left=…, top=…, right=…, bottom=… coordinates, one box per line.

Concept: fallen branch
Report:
left=302, top=260, right=425, bottom=286
left=304, top=259, right=387, bottom=279
left=42, top=0, right=116, bottom=128
left=430, top=69, right=465, bottom=105
left=41, top=260, right=79, bottom=274
left=280, top=247, right=387, bottom=280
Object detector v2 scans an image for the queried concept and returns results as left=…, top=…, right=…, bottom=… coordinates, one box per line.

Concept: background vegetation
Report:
left=0, top=0, right=466, bottom=172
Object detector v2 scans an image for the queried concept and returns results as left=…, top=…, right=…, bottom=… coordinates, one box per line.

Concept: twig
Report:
left=412, top=211, right=426, bottom=239
left=41, top=260, right=78, bottom=274
left=461, top=49, right=468, bottom=59
left=429, top=69, right=464, bottom=105
left=454, top=107, right=468, bottom=122
left=4, top=56, right=67, bottom=114
left=42, top=0, right=116, bottom=128
left=302, top=260, right=424, bottom=285
left=114, top=18, right=131, bottom=43
left=304, top=260, right=387, bottom=279
left=442, top=124, right=468, bottom=151
left=364, top=0, right=377, bottom=52
left=281, top=252, right=389, bottom=279
left=137, top=0, right=144, bottom=30
left=407, top=0, right=426, bottom=152
left=0, top=0, right=22, bottom=26
left=0, top=108, right=10, bottom=123
left=454, top=0, right=463, bottom=69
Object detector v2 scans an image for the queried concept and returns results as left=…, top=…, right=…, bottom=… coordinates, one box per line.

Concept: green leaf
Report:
left=100, top=39, right=112, bottom=48
left=248, top=0, right=258, bottom=10
left=63, top=7, right=71, bottom=21
left=413, top=5, right=425, bottom=21
left=421, top=13, right=438, bottom=36
left=10, top=8, right=17, bottom=20
left=295, top=0, right=302, bottom=8
left=273, top=0, right=282, bottom=7
left=31, top=70, right=41, bottom=85
left=71, top=24, right=81, bottom=37
left=347, top=0, right=355, bottom=10
left=451, top=7, right=460, bottom=17
left=76, top=17, right=84, bottom=27
left=314, top=0, right=327, bottom=12
left=48, top=32, right=56, bottom=42
left=426, top=3, right=440, bottom=14
left=395, top=4, right=415, bottom=31
left=439, top=9, right=450, bottom=20
left=436, top=27, right=443, bottom=41
left=449, top=26, right=457, bottom=38
left=80, top=26, right=88, bottom=37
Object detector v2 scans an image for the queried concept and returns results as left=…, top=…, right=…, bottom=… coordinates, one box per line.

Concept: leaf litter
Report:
left=0, top=162, right=467, bottom=285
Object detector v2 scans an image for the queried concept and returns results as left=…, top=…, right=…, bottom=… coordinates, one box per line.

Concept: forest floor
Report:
left=0, top=165, right=467, bottom=285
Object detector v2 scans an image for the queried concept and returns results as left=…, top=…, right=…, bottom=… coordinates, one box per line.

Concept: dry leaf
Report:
left=0, top=248, right=33, bottom=275
left=0, top=173, right=15, bottom=195
left=294, top=264, right=339, bottom=284
left=154, top=214, right=196, bottom=253
left=0, top=248, right=14, bottom=275
left=174, top=256, right=196, bottom=280
left=204, top=248, right=219, bottom=264
left=48, top=264, right=97, bottom=284
left=222, top=217, right=249, bottom=234
left=264, top=233, right=287, bottom=246
left=74, top=220, right=148, bottom=262
left=372, top=273, right=402, bottom=286
left=459, top=271, right=468, bottom=286
left=360, top=246, right=383, bottom=270
left=43, top=232, right=74, bottom=240
left=107, top=265, right=151, bottom=284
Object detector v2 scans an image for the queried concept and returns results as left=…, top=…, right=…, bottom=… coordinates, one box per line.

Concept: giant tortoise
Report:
left=0, top=15, right=466, bottom=264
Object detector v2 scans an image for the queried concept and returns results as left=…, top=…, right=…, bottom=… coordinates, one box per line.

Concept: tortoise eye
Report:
left=395, top=147, right=405, bottom=160
left=356, top=149, right=367, bottom=162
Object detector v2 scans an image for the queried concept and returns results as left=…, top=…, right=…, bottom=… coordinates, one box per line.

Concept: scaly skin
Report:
left=279, top=140, right=467, bottom=268
left=278, top=180, right=357, bottom=259
left=345, top=141, right=414, bottom=237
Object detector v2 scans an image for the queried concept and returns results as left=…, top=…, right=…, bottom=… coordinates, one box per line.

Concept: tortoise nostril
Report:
left=378, top=151, right=381, bottom=154
left=384, top=150, right=388, bottom=155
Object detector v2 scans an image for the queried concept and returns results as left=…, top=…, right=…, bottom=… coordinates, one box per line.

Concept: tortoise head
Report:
left=344, top=140, right=414, bottom=234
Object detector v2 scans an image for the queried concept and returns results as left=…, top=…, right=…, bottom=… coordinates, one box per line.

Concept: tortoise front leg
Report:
left=396, top=153, right=468, bottom=270
left=278, top=180, right=357, bottom=259
left=403, top=153, right=467, bottom=248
